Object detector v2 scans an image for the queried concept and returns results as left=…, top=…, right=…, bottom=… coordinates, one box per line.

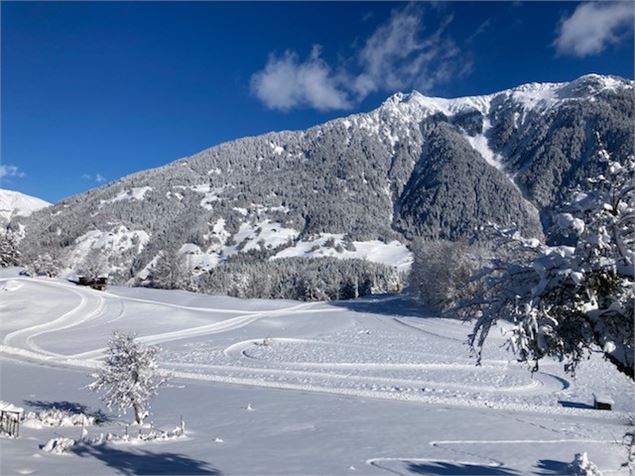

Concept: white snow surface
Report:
left=0, top=189, right=50, bottom=223
left=0, top=271, right=632, bottom=474
left=176, top=220, right=300, bottom=272
left=0, top=400, right=24, bottom=414
left=100, top=186, right=152, bottom=205
left=274, top=234, right=413, bottom=271
left=64, top=226, right=150, bottom=276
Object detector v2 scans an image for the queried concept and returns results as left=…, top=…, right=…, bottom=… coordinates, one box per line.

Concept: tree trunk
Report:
left=133, top=402, right=147, bottom=425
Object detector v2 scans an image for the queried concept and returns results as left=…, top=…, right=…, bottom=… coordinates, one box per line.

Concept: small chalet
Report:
left=593, top=393, right=614, bottom=411
left=77, top=275, right=109, bottom=291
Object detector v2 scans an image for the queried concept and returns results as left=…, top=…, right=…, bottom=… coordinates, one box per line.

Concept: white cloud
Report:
left=250, top=5, right=469, bottom=111
left=250, top=46, right=351, bottom=111
left=82, top=173, right=107, bottom=183
left=353, top=8, right=462, bottom=97
left=0, top=164, right=26, bottom=179
left=555, top=2, right=635, bottom=57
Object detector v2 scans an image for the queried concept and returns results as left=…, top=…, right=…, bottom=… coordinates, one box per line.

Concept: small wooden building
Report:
left=593, top=393, right=614, bottom=411
left=0, top=401, right=24, bottom=438
left=77, top=275, right=108, bottom=291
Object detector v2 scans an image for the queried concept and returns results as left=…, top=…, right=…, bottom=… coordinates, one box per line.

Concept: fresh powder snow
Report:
left=0, top=269, right=632, bottom=475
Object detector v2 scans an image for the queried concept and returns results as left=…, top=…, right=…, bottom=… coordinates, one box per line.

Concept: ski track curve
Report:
left=1, top=277, right=625, bottom=421
left=218, top=338, right=568, bottom=396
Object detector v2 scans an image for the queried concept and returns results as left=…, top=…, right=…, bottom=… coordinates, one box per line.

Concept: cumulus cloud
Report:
left=555, top=2, right=635, bottom=57
left=0, top=164, right=25, bottom=179
left=250, top=5, right=470, bottom=111
left=250, top=46, right=351, bottom=111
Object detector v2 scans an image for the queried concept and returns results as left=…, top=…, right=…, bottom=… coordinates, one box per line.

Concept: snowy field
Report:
left=0, top=271, right=633, bottom=475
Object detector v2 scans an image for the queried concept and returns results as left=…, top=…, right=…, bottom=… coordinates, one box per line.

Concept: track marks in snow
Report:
left=1, top=278, right=625, bottom=420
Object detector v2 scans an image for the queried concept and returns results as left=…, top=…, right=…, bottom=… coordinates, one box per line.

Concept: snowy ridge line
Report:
left=167, top=369, right=630, bottom=421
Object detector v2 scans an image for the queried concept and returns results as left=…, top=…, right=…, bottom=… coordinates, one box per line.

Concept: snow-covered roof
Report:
left=0, top=401, right=24, bottom=413
left=593, top=393, right=615, bottom=405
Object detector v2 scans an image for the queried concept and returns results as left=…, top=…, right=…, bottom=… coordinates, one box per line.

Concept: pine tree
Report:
left=88, top=331, right=168, bottom=425
left=151, top=247, right=187, bottom=289
left=29, top=253, right=60, bottom=277
left=0, top=231, right=21, bottom=268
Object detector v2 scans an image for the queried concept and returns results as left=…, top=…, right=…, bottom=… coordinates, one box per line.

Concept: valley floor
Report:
left=0, top=272, right=633, bottom=475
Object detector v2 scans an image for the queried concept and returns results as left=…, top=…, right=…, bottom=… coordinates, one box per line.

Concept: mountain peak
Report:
left=0, top=189, right=51, bottom=224
left=379, top=73, right=632, bottom=121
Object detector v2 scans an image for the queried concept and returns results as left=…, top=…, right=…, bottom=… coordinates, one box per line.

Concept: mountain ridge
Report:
left=13, top=74, right=634, bottom=285
left=0, top=189, right=51, bottom=225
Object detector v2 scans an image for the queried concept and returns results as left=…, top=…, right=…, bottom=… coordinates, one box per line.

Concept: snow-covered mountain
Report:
left=14, top=74, right=634, bottom=284
left=0, top=189, right=50, bottom=224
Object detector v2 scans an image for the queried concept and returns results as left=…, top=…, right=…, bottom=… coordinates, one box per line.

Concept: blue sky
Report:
left=2, top=1, right=633, bottom=203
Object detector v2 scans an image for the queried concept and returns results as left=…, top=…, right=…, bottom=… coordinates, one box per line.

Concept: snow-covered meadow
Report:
left=0, top=270, right=633, bottom=475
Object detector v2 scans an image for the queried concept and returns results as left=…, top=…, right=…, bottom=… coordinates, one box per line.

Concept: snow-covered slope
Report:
left=0, top=189, right=50, bottom=224
left=15, top=74, right=634, bottom=285
left=0, top=273, right=632, bottom=474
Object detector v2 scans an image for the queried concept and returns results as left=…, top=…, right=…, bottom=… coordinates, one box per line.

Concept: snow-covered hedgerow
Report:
left=24, top=409, right=97, bottom=428
left=468, top=150, right=634, bottom=377
left=92, top=420, right=186, bottom=445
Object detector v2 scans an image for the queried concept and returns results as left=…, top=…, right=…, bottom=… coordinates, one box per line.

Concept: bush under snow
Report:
left=24, top=408, right=97, bottom=428
left=41, top=437, right=76, bottom=455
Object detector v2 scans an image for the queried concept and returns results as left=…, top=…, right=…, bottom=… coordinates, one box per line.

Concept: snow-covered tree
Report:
left=468, top=150, right=634, bottom=377
left=150, top=247, right=188, bottom=290
left=79, top=248, right=108, bottom=281
left=0, top=231, right=21, bottom=267
left=568, top=452, right=603, bottom=476
left=409, top=239, right=487, bottom=313
left=88, top=331, right=169, bottom=425
left=28, top=253, right=60, bottom=277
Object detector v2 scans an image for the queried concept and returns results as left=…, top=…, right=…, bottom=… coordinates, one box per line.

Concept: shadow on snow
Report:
left=23, top=399, right=112, bottom=423
left=72, top=443, right=221, bottom=475
left=557, top=400, right=593, bottom=410
left=331, top=293, right=437, bottom=319
left=534, top=459, right=570, bottom=475
left=405, top=461, right=520, bottom=475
